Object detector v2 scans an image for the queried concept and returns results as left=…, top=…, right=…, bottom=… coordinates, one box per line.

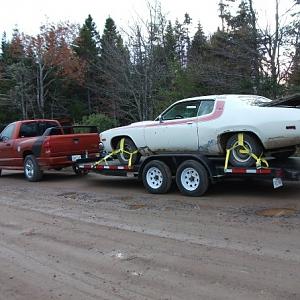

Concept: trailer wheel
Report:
left=142, top=160, right=172, bottom=194
left=24, top=155, right=43, bottom=182
left=176, top=160, right=209, bottom=197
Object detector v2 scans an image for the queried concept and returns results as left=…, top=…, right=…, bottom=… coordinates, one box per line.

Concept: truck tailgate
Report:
left=47, top=133, right=99, bottom=156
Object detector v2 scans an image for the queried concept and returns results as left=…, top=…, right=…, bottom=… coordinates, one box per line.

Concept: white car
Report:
left=100, top=94, right=300, bottom=167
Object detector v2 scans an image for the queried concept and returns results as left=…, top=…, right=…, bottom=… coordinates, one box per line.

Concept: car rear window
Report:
left=198, top=100, right=215, bottom=116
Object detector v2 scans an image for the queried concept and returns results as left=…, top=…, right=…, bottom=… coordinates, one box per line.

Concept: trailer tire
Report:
left=176, top=160, right=209, bottom=197
left=24, top=155, right=43, bottom=182
left=142, top=160, right=172, bottom=194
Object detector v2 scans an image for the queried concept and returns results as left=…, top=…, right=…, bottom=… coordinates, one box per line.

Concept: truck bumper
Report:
left=37, top=153, right=100, bottom=170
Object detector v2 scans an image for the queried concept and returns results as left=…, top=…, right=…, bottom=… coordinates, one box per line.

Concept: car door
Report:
left=145, top=100, right=200, bottom=152
left=0, top=123, right=16, bottom=166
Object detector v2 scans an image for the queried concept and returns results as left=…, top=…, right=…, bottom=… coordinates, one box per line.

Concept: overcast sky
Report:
left=0, top=0, right=298, bottom=38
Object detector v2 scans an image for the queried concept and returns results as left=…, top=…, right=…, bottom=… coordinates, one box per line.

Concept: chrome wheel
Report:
left=232, top=141, right=253, bottom=164
left=25, top=159, right=34, bottom=179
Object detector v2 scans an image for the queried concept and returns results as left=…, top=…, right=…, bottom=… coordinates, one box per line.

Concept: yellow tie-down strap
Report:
left=224, top=133, right=269, bottom=170
left=94, top=138, right=138, bottom=168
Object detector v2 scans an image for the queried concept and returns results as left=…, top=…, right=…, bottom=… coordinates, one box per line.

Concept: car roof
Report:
left=174, top=94, right=272, bottom=104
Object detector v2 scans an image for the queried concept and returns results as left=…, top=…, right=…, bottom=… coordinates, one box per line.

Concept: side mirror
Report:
left=158, top=115, right=163, bottom=123
left=0, top=136, right=3, bottom=142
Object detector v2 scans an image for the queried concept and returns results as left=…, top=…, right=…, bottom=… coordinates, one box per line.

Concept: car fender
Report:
left=217, top=126, right=266, bottom=151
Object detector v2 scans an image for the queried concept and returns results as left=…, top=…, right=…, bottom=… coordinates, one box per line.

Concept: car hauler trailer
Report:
left=76, top=154, right=300, bottom=197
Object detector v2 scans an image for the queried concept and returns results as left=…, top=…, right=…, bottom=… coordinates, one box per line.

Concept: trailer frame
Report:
left=76, top=154, right=300, bottom=197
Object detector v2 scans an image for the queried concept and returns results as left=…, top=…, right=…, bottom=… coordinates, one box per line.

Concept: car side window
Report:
left=198, top=100, right=215, bottom=117
left=19, top=123, right=39, bottom=138
left=162, top=101, right=201, bottom=120
left=0, top=124, right=15, bottom=141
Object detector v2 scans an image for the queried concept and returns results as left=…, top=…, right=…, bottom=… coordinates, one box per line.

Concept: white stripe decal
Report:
left=246, top=169, right=257, bottom=174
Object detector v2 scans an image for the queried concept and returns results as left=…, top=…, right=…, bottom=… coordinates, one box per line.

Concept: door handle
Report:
left=73, top=138, right=80, bottom=143
left=6, top=143, right=11, bottom=146
left=186, top=122, right=194, bottom=125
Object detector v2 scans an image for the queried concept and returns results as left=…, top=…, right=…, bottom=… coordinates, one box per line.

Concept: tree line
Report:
left=0, top=0, right=299, bottom=130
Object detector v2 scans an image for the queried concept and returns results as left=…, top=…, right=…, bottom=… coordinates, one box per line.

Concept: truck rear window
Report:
left=19, top=122, right=58, bottom=137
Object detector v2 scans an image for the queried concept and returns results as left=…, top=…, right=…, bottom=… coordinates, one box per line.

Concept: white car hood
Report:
left=125, top=120, right=155, bottom=127
left=101, top=120, right=156, bottom=136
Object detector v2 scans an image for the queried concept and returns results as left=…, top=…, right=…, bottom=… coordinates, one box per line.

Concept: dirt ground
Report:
left=0, top=168, right=299, bottom=300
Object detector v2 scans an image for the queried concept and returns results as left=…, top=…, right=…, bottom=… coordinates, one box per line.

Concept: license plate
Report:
left=71, top=155, right=82, bottom=162
left=273, top=177, right=283, bottom=189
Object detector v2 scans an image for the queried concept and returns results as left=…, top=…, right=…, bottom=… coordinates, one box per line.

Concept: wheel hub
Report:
left=181, top=168, right=200, bottom=191
left=25, top=161, right=34, bottom=178
left=146, top=167, right=163, bottom=189
left=232, top=141, right=253, bottom=163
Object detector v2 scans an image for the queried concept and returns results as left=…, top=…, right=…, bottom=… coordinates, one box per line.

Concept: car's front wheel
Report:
left=226, top=133, right=263, bottom=168
left=116, top=138, right=141, bottom=166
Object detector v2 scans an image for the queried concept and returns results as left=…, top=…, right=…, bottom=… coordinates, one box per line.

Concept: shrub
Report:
left=80, top=113, right=116, bottom=133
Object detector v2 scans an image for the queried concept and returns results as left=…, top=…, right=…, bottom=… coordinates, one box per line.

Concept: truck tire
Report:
left=117, top=138, right=141, bottom=165
left=142, top=160, right=172, bottom=194
left=226, top=133, right=263, bottom=168
left=24, top=155, right=43, bottom=182
left=176, top=160, right=209, bottom=197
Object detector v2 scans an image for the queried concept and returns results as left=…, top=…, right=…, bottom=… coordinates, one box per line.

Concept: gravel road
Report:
left=0, top=169, right=299, bottom=300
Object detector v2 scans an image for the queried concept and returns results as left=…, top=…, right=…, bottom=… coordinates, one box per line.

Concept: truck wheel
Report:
left=117, top=138, right=141, bottom=165
left=142, top=160, right=172, bottom=194
left=226, top=133, right=263, bottom=168
left=176, top=160, right=209, bottom=197
left=24, top=155, right=43, bottom=182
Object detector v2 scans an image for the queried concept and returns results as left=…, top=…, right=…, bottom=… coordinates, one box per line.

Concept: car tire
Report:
left=226, top=133, right=263, bottom=168
left=116, top=137, right=141, bottom=165
left=176, top=160, right=209, bottom=197
left=72, top=165, right=89, bottom=176
left=24, top=155, right=43, bottom=182
left=142, top=160, right=172, bottom=194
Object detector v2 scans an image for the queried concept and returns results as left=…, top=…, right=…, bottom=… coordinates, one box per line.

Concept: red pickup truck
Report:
left=0, top=119, right=100, bottom=181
